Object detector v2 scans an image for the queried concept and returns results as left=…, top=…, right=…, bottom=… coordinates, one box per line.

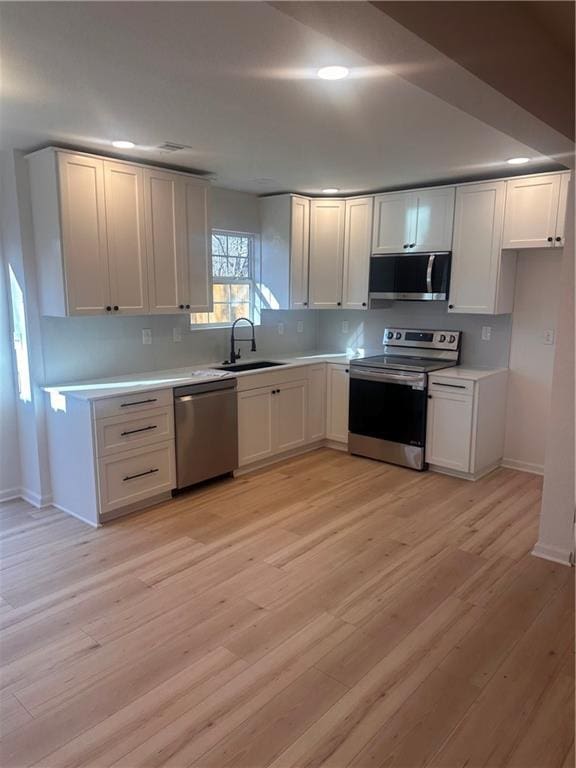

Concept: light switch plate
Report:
left=543, top=329, right=555, bottom=345
left=277, top=322, right=284, bottom=335
left=173, top=327, right=182, bottom=343
left=142, top=329, right=152, bottom=345
left=342, top=321, right=349, bottom=334
left=481, top=326, right=492, bottom=341
left=297, top=321, right=304, bottom=333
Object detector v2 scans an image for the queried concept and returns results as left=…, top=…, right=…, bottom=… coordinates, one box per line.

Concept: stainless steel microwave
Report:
left=368, top=252, right=451, bottom=302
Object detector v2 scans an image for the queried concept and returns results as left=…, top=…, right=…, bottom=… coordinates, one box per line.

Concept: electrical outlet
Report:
left=277, top=322, right=284, bottom=335
left=297, top=321, right=304, bottom=333
left=173, top=327, right=182, bottom=343
left=543, top=329, right=555, bottom=345
left=481, top=326, right=492, bottom=341
left=342, top=321, right=349, bottom=334
left=142, top=329, right=152, bottom=345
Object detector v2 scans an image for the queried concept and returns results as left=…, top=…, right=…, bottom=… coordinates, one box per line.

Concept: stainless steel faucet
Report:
left=229, top=317, right=256, bottom=364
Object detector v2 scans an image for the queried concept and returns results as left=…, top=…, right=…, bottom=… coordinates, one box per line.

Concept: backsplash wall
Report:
left=40, top=310, right=318, bottom=385
left=316, top=302, right=512, bottom=368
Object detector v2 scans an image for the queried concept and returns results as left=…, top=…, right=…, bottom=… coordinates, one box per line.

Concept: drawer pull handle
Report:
left=120, top=425, right=158, bottom=437
left=123, top=468, right=159, bottom=482
left=432, top=382, right=467, bottom=389
left=120, top=398, right=158, bottom=408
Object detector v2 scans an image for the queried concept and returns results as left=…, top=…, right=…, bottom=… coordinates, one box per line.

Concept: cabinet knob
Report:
left=428, top=394, right=432, bottom=399
left=555, top=236, right=562, bottom=242
left=106, top=306, right=112, bottom=312
left=185, top=304, right=190, bottom=309
left=345, top=369, right=349, bottom=373
left=448, top=304, right=454, bottom=309
left=179, top=304, right=185, bottom=309
left=409, top=243, right=416, bottom=248
left=403, top=244, right=408, bottom=249
left=303, top=301, right=308, bottom=307
left=337, top=302, right=342, bottom=306
left=547, top=236, right=554, bottom=242
left=362, top=302, right=367, bottom=307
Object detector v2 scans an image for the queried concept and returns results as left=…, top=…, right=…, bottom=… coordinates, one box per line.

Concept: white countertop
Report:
left=42, top=351, right=358, bottom=402
left=430, top=366, right=508, bottom=381
left=43, top=352, right=507, bottom=401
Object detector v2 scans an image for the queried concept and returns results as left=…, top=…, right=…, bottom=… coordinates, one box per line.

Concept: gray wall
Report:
left=316, top=302, right=512, bottom=368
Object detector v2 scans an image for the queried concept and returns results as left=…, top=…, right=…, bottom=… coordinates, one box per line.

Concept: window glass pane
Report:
left=213, top=303, right=231, bottom=324
left=212, top=233, right=227, bottom=255
left=213, top=283, right=230, bottom=302
left=231, top=302, right=250, bottom=322
left=230, top=283, right=250, bottom=302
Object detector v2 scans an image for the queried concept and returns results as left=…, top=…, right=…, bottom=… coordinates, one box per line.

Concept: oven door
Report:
left=348, top=368, right=428, bottom=470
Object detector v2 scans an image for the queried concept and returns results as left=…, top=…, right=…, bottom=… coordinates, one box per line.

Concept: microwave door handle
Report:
left=426, top=254, right=436, bottom=294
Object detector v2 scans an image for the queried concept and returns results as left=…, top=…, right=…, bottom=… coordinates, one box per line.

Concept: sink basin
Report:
left=218, top=361, right=287, bottom=372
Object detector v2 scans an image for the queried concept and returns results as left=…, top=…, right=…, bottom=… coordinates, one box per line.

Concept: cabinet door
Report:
left=502, top=174, right=561, bottom=249
left=326, top=364, right=350, bottom=443
left=426, top=391, right=473, bottom=472
left=290, top=196, right=310, bottom=309
left=104, top=161, right=149, bottom=313
left=238, top=388, right=274, bottom=466
left=342, top=198, right=373, bottom=310
left=371, top=192, right=414, bottom=254
left=412, top=187, right=455, bottom=252
left=182, top=177, right=212, bottom=311
left=144, top=169, right=189, bottom=314
left=554, top=173, right=570, bottom=246
left=307, top=365, right=326, bottom=442
left=57, top=152, right=110, bottom=314
left=308, top=200, right=346, bottom=309
left=448, top=181, right=506, bottom=314
left=274, top=379, right=308, bottom=453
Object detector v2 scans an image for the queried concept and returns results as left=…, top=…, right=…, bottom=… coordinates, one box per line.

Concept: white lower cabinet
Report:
left=238, top=374, right=308, bottom=467
left=326, top=364, right=350, bottom=444
left=306, top=365, right=326, bottom=442
left=426, top=371, right=508, bottom=479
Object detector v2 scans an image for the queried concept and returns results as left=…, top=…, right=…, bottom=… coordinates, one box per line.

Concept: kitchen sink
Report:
left=218, top=361, right=287, bottom=372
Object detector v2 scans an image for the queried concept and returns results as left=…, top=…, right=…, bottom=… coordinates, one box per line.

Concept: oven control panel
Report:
left=383, top=328, right=460, bottom=351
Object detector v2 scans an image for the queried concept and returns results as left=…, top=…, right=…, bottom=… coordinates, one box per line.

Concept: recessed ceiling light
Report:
left=507, top=157, right=530, bottom=165
left=322, top=187, right=340, bottom=194
left=112, top=140, right=135, bottom=149
left=317, top=66, right=349, bottom=80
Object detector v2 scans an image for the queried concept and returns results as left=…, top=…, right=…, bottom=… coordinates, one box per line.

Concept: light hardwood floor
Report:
left=0, top=448, right=573, bottom=768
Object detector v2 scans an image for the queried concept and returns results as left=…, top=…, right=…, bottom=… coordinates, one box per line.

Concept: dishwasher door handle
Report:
left=175, top=390, right=232, bottom=404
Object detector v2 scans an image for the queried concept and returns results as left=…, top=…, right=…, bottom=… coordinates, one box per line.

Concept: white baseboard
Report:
left=19, top=488, right=53, bottom=509
left=0, top=488, right=23, bottom=503
left=51, top=502, right=99, bottom=528
left=532, top=541, right=574, bottom=567
left=501, top=458, right=544, bottom=476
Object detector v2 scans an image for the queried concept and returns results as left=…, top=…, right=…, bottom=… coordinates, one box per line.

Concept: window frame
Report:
left=190, top=229, right=261, bottom=329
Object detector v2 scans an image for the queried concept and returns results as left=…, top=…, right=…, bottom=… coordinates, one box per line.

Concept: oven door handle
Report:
left=350, top=369, right=426, bottom=388
left=426, top=253, right=436, bottom=294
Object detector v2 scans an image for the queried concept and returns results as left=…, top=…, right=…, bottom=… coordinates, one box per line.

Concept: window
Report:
left=191, top=230, right=259, bottom=326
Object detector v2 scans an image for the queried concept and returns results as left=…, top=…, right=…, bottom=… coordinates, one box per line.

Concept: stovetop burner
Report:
left=350, top=327, right=462, bottom=374
left=351, top=355, right=458, bottom=373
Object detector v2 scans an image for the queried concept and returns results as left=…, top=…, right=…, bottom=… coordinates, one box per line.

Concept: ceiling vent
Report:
left=157, top=141, right=193, bottom=153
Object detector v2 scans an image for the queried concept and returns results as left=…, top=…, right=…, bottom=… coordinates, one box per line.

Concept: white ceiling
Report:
left=0, top=1, right=560, bottom=194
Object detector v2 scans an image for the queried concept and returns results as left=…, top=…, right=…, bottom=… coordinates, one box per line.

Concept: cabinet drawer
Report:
left=93, top=388, right=173, bottom=419
left=97, top=440, right=175, bottom=515
left=429, top=377, right=474, bottom=396
left=95, top=407, right=174, bottom=457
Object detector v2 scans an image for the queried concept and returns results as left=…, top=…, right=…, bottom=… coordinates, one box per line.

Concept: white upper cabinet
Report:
left=182, top=176, right=212, bottom=311
left=144, top=168, right=189, bottom=314
left=308, top=199, right=346, bottom=309
left=448, top=180, right=515, bottom=315
left=342, top=198, right=373, bottom=310
left=372, top=192, right=414, bottom=253
left=52, top=152, right=110, bottom=315
left=372, top=187, right=454, bottom=254
left=289, top=196, right=310, bottom=309
left=28, top=148, right=211, bottom=317
left=502, top=173, right=568, bottom=249
left=411, top=187, right=455, bottom=252
left=103, top=161, right=148, bottom=314
left=260, top=194, right=310, bottom=310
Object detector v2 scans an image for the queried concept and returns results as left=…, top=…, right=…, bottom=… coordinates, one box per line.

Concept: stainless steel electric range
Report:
left=348, top=328, right=461, bottom=470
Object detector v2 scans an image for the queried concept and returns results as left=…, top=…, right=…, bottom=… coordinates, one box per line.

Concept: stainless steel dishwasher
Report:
left=173, top=378, right=238, bottom=490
